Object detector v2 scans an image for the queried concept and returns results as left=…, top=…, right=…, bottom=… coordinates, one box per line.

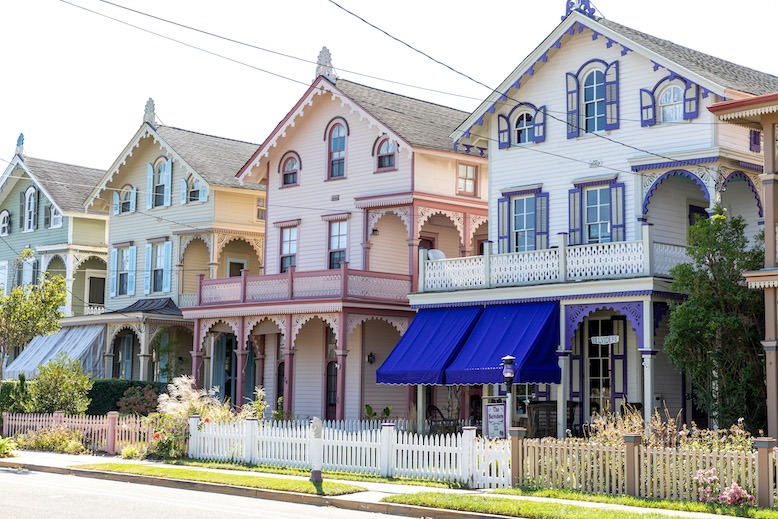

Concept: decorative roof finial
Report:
left=564, top=0, right=596, bottom=19
left=316, top=46, right=339, bottom=82
left=15, top=133, right=24, bottom=158
left=143, top=98, right=156, bottom=125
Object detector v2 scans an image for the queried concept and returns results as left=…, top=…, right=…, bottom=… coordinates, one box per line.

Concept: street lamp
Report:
left=502, top=355, right=515, bottom=433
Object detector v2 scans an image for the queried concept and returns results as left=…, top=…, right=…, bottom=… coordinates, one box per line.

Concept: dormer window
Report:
left=514, top=113, right=534, bottom=144
left=0, top=210, right=9, bottom=236
left=658, top=85, right=683, bottom=123
left=376, top=139, right=396, bottom=170
left=23, top=186, right=36, bottom=232
left=328, top=123, right=346, bottom=179
left=113, top=184, right=136, bottom=215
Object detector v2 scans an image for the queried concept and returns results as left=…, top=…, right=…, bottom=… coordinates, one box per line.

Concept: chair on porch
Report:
left=426, top=404, right=461, bottom=435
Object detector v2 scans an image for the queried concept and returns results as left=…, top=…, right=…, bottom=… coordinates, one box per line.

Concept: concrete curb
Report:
left=0, top=460, right=505, bottom=519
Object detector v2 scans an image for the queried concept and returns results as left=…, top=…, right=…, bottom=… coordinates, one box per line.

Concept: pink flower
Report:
left=204, top=417, right=212, bottom=424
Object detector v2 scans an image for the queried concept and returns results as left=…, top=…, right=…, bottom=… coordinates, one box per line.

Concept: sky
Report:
left=1, top=0, right=777, bottom=171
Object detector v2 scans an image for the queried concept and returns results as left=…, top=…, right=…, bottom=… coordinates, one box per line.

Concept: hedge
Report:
left=86, top=379, right=168, bottom=416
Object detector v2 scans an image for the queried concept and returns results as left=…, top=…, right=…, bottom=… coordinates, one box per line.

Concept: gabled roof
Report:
left=453, top=10, right=778, bottom=141
left=0, top=155, right=105, bottom=215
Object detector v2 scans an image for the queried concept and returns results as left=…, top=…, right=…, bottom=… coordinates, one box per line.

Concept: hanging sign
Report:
left=485, top=402, right=506, bottom=439
left=591, top=335, right=619, bottom=345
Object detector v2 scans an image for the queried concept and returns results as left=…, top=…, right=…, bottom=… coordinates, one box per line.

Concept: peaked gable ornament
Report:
left=143, top=98, right=156, bottom=125
left=15, top=133, right=24, bottom=158
left=564, top=0, right=596, bottom=19
left=316, top=46, right=339, bottom=82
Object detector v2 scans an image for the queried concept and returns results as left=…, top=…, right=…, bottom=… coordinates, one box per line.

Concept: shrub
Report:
left=719, top=482, right=754, bottom=507
left=117, top=385, right=159, bottom=416
left=8, top=374, right=31, bottom=413
left=86, top=379, right=167, bottom=415
left=28, top=354, right=92, bottom=414
left=145, top=413, right=187, bottom=460
left=15, top=425, right=87, bottom=454
left=0, top=436, right=17, bottom=457
left=120, top=444, right=145, bottom=460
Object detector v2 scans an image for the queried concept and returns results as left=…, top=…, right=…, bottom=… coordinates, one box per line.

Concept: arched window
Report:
left=187, top=176, right=201, bottom=202
left=376, top=139, right=396, bottom=170
left=514, top=113, right=534, bottom=144
left=328, top=123, right=346, bottom=178
left=282, top=156, right=299, bottom=186
left=24, top=186, right=36, bottom=232
left=658, top=85, right=684, bottom=123
left=0, top=210, right=9, bottom=236
left=583, top=70, right=606, bottom=133
left=153, top=159, right=166, bottom=207
left=120, top=185, right=134, bottom=213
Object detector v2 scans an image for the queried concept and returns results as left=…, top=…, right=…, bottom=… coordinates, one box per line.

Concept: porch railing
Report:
left=419, top=226, right=688, bottom=292
left=187, top=262, right=411, bottom=308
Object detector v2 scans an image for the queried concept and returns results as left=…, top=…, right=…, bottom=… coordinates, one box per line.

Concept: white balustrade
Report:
left=178, top=293, right=197, bottom=308
left=83, top=305, right=105, bottom=316
left=491, top=249, right=560, bottom=286
left=652, top=243, right=689, bottom=277
left=424, top=256, right=486, bottom=291
left=566, top=241, right=644, bottom=280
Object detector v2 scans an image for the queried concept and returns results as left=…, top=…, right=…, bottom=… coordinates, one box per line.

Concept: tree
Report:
left=28, top=353, right=93, bottom=414
left=664, top=206, right=765, bottom=431
left=0, top=249, right=66, bottom=380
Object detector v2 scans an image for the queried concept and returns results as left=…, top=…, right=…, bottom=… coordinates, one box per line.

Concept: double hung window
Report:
left=511, top=196, right=535, bottom=252
left=328, top=221, right=347, bottom=269
left=118, top=248, right=130, bottom=296
left=583, top=70, right=606, bottom=133
left=376, top=139, right=396, bottom=170
left=280, top=227, right=297, bottom=273
left=328, top=124, right=346, bottom=178
left=585, top=187, right=611, bottom=243
left=457, top=164, right=477, bottom=196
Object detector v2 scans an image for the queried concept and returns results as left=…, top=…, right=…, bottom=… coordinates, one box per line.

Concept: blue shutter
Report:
left=180, top=178, right=188, bottom=205
left=146, top=163, right=154, bottom=209
left=199, top=183, right=208, bottom=202
left=683, top=82, right=699, bottom=120
left=533, top=106, right=546, bottom=143
left=497, top=196, right=509, bottom=253
left=162, top=241, right=172, bottom=293
left=129, top=187, right=137, bottom=213
left=109, top=248, right=118, bottom=297
left=604, top=61, right=619, bottom=130
left=144, top=243, right=152, bottom=295
left=535, top=192, right=549, bottom=250
left=158, top=332, right=170, bottom=383
left=750, top=130, right=762, bottom=153
left=18, top=192, right=23, bottom=230
left=123, top=335, right=133, bottom=380
left=497, top=115, right=510, bottom=148
left=640, top=89, right=656, bottom=127
left=162, top=160, right=172, bottom=206
left=112, top=192, right=120, bottom=215
left=566, top=73, right=579, bottom=139
left=127, top=246, right=137, bottom=296
left=610, top=183, right=625, bottom=242
left=568, top=188, right=582, bottom=245
left=212, top=339, right=226, bottom=398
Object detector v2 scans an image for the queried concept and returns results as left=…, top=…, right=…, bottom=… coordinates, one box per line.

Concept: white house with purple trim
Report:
left=400, top=1, right=774, bottom=437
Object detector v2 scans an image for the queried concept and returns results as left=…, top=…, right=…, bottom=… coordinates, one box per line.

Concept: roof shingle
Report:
left=22, top=157, right=106, bottom=214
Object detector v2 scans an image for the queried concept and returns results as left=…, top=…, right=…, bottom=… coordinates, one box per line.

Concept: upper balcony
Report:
left=181, top=262, right=412, bottom=308
left=418, top=227, right=688, bottom=293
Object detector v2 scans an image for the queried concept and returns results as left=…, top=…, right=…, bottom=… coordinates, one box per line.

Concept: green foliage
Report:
left=8, top=373, right=31, bottom=413
left=28, top=354, right=93, bottom=414
left=145, top=413, right=187, bottom=459
left=86, top=379, right=167, bottom=415
left=0, top=249, right=67, bottom=380
left=15, top=424, right=87, bottom=454
left=120, top=444, right=145, bottom=460
left=0, top=436, right=17, bottom=457
left=117, top=385, right=159, bottom=416
left=271, top=397, right=290, bottom=421
left=665, top=207, right=766, bottom=431
left=364, top=404, right=376, bottom=420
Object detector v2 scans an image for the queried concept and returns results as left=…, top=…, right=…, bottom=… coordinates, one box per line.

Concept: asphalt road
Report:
left=0, top=468, right=400, bottom=519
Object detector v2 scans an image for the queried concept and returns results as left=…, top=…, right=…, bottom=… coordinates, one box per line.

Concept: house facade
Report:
left=76, top=100, right=263, bottom=384
left=403, top=1, right=773, bottom=436
left=181, top=52, right=488, bottom=419
left=0, top=134, right=108, bottom=375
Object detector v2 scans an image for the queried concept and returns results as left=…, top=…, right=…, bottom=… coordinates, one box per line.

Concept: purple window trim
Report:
left=721, top=171, right=764, bottom=218
left=502, top=187, right=542, bottom=197
left=737, top=161, right=763, bottom=172
left=568, top=187, right=582, bottom=245
left=564, top=302, right=643, bottom=351
left=749, top=129, right=762, bottom=153
left=643, top=169, right=710, bottom=214
left=631, top=156, right=717, bottom=172
left=573, top=176, right=617, bottom=189
left=610, top=182, right=626, bottom=242
left=653, top=301, right=670, bottom=338
left=536, top=192, right=550, bottom=250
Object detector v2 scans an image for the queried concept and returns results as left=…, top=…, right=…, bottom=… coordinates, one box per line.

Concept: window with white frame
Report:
left=118, top=248, right=131, bottom=296
left=511, top=196, right=535, bottom=252
left=0, top=210, right=9, bottom=236
left=21, top=257, right=35, bottom=286
left=120, top=185, right=134, bottom=214
left=583, top=70, right=606, bottom=133
left=658, top=85, right=684, bottom=123
left=328, top=221, right=347, bottom=269
left=376, top=139, right=396, bottom=170
left=152, top=243, right=165, bottom=292
left=514, top=112, right=534, bottom=144
left=282, top=156, right=299, bottom=186
left=328, top=123, right=346, bottom=178
left=457, top=164, right=477, bottom=196
left=585, top=187, right=611, bottom=243
left=24, top=186, right=36, bottom=232
left=280, top=227, right=297, bottom=273
left=256, top=197, right=266, bottom=221
left=153, top=159, right=167, bottom=207
left=187, top=176, right=201, bottom=203
left=50, top=207, right=62, bottom=228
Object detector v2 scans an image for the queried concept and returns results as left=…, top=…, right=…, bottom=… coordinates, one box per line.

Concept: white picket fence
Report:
left=188, top=419, right=510, bottom=488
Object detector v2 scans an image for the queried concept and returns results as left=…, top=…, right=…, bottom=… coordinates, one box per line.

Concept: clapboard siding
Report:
left=72, top=216, right=107, bottom=247
left=369, top=213, right=410, bottom=274
left=293, top=319, right=325, bottom=419
left=646, top=177, right=708, bottom=246
left=360, top=320, right=405, bottom=419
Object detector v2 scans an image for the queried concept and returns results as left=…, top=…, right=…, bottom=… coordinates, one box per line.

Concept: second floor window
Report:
left=512, top=196, right=535, bottom=252
left=585, top=187, right=611, bottom=244
left=280, top=227, right=297, bottom=273
left=282, top=156, right=299, bottom=186
left=457, top=164, right=477, bottom=196
left=328, top=221, right=347, bottom=269
left=328, top=124, right=346, bottom=178
left=583, top=70, right=605, bottom=133
left=514, top=113, right=534, bottom=144
left=376, top=139, right=396, bottom=170
left=118, top=248, right=131, bottom=296
left=23, top=187, right=36, bottom=232
left=0, top=210, right=9, bottom=236
left=658, top=85, right=683, bottom=123
left=152, top=243, right=165, bottom=292
left=256, top=197, right=266, bottom=221
left=50, top=207, right=62, bottom=228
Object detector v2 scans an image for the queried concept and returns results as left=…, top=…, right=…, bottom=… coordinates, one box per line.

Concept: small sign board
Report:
left=591, top=335, right=619, bottom=345
left=485, top=402, right=506, bottom=439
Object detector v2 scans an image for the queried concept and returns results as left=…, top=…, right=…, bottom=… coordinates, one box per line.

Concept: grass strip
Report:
left=493, top=487, right=778, bottom=518
left=71, top=463, right=364, bottom=496
left=164, top=459, right=464, bottom=488
left=383, top=492, right=719, bottom=519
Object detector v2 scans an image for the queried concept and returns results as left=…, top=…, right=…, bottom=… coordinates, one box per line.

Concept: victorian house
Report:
left=399, top=1, right=773, bottom=437
left=81, top=100, right=263, bottom=383
left=1, top=135, right=108, bottom=379
left=180, top=52, right=488, bottom=419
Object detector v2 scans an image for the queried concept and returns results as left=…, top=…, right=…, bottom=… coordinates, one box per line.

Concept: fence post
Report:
left=106, top=411, right=119, bottom=455
left=310, top=417, right=323, bottom=483
left=461, top=426, right=476, bottom=487
left=624, top=433, right=641, bottom=497
left=2, top=411, right=8, bottom=437
left=187, top=415, right=200, bottom=459
left=755, top=437, right=776, bottom=508
left=509, top=427, right=526, bottom=488
left=53, top=411, right=65, bottom=425
left=379, top=422, right=395, bottom=477
left=245, top=418, right=258, bottom=464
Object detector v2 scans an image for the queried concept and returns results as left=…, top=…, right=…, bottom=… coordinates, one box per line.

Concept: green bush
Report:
left=28, top=354, right=92, bottom=414
left=87, top=379, right=167, bottom=416
left=120, top=444, right=145, bottom=460
left=15, top=425, right=87, bottom=454
left=0, top=436, right=17, bottom=457
left=117, top=385, right=159, bottom=416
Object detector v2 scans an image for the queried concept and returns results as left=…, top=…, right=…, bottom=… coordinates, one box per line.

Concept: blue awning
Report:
left=376, top=306, right=482, bottom=385
left=445, top=302, right=560, bottom=385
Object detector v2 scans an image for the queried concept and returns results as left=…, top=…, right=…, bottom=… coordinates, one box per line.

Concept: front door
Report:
left=213, top=334, right=237, bottom=403
left=325, top=361, right=337, bottom=420
left=585, top=316, right=628, bottom=417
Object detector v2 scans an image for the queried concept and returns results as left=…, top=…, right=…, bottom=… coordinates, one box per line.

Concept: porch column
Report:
left=64, top=254, right=75, bottom=317
left=642, top=352, right=656, bottom=424
left=191, top=318, right=203, bottom=388
left=138, top=324, right=151, bottom=381
left=209, top=232, right=218, bottom=279
left=103, top=353, right=114, bottom=378
left=556, top=352, right=570, bottom=438
left=416, top=384, right=425, bottom=434
left=336, top=313, right=348, bottom=420
left=764, top=338, right=778, bottom=437
left=235, top=316, right=247, bottom=408
left=460, top=211, right=471, bottom=257
left=760, top=128, right=778, bottom=433
left=254, top=335, right=266, bottom=389
left=410, top=202, right=419, bottom=292
left=283, top=315, right=294, bottom=417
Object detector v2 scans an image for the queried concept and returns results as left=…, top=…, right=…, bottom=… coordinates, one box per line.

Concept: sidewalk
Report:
left=0, top=451, right=737, bottom=519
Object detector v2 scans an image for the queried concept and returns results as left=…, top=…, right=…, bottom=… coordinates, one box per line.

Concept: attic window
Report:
left=50, top=207, right=62, bottom=228
left=0, top=210, right=9, bottom=236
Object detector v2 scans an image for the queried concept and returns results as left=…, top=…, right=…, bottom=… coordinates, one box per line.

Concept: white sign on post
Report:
left=485, top=402, right=506, bottom=439
left=591, top=335, right=619, bottom=345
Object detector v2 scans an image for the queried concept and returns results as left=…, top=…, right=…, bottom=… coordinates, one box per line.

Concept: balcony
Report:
left=183, top=263, right=412, bottom=308
left=419, top=229, right=688, bottom=293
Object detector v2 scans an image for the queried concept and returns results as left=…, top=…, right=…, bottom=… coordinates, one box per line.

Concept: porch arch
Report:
left=179, top=234, right=212, bottom=263
left=642, top=169, right=710, bottom=214
left=721, top=171, right=763, bottom=218
left=346, top=314, right=409, bottom=337
left=417, top=208, right=465, bottom=245
left=367, top=208, right=411, bottom=237
left=565, top=302, right=644, bottom=350
left=292, top=313, right=338, bottom=346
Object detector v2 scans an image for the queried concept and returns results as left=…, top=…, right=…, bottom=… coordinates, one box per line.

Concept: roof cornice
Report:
left=0, top=156, right=64, bottom=215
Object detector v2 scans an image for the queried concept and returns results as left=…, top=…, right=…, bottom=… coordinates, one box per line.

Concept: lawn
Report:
left=72, top=463, right=364, bottom=496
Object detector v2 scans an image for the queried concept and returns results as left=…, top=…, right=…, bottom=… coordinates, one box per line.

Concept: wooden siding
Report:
left=415, top=154, right=488, bottom=202
left=292, top=318, right=325, bottom=419
left=722, top=179, right=762, bottom=242
left=216, top=239, right=262, bottom=278
left=369, top=213, right=409, bottom=274
left=213, top=190, right=263, bottom=226
left=71, top=257, right=106, bottom=316
left=646, top=176, right=708, bottom=246
left=72, top=217, right=107, bottom=247
left=361, top=320, right=405, bottom=419
left=181, top=238, right=210, bottom=294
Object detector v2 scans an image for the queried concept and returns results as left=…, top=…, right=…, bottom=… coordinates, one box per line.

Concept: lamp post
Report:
left=502, top=355, right=515, bottom=435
